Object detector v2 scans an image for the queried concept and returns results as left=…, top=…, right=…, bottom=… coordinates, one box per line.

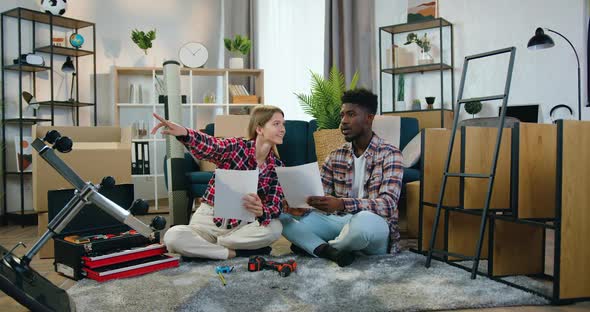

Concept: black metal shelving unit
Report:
left=1, top=7, right=97, bottom=225
left=378, top=18, right=455, bottom=127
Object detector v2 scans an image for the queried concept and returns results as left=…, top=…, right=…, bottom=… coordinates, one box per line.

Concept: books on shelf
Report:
left=229, top=84, right=250, bottom=96
left=131, top=142, right=150, bottom=175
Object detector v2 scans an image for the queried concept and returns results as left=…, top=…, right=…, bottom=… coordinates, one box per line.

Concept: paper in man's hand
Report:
left=275, top=162, right=324, bottom=209
left=214, top=169, right=258, bottom=222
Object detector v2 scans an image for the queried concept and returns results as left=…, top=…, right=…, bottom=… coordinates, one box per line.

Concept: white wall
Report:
left=1, top=0, right=226, bottom=126
left=0, top=0, right=229, bottom=211
left=375, top=0, right=589, bottom=122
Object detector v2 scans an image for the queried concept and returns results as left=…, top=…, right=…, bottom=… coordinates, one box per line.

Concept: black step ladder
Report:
left=425, top=47, right=517, bottom=279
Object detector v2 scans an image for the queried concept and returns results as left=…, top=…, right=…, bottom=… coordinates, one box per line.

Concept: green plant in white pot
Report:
left=465, top=100, right=482, bottom=118
left=294, top=65, right=359, bottom=165
left=224, top=35, right=251, bottom=69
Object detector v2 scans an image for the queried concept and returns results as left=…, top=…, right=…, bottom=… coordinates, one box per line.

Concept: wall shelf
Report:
left=4, top=117, right=53, bottom=124
left=35, top=45, right=94, bottom=57
left=1, top=7, right=97, bottom=225
left=37, top=100, right=95, bottom=108
left=3, top=7, right=94, bottom=29
left=114, top=66, right=264, bottom=209
left=378, top=17, right=455, bottom=128
left=3, top=64, right=50, bottom=72
left=381, top=63, right=453, bottom=75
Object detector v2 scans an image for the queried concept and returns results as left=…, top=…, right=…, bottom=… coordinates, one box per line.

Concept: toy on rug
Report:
left=248, top=256, right=297, bottom=277
left=215, top=266, right=234, bottom=286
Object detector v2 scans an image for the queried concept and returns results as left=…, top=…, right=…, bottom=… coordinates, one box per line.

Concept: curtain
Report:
left=324, top=0, right=375, bottom=89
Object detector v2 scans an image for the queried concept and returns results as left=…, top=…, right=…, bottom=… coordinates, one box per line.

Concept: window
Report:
left=256, top=0, right=325, bottom=121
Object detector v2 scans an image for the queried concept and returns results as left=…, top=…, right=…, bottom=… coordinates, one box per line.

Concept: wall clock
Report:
left=178, top=42, right=208, bottom=68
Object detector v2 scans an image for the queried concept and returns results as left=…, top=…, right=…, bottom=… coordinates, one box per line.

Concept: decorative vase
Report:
left=417, top=49, right=433, bottom=65
left=397, top=101, right=406, bottom=111
left=229, top=57, right=244, bottom=69
left=425, top=96, right=435, bottom=110
left=313, top=129, right=345, bottom=168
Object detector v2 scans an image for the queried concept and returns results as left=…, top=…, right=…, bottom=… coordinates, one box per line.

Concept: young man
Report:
left=280, top=88, right=403, bottom=266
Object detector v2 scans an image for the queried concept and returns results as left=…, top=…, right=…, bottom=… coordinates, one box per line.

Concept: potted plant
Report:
left=412, top=99, right=421, bottom=110
left=397, top=74, right=406, bottom=110
left=404, top=32, right=432, bottom=64
left=224, top=35, right=251, bottom=69
left=295, top=65, right=358, bottom=165
left=131, top=29, right=156, bottom=55
left=465, top=100, right=483, bottom=118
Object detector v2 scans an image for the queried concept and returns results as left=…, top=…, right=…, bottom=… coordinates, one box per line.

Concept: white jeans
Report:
left=164, top=203, right=282, bottom=259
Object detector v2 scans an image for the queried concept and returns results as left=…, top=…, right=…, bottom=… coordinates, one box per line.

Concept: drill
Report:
left=248, top=256, right=297, bottom=277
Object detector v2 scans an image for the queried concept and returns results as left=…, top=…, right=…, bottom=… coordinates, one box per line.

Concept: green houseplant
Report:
left=465, top=100, right=483, bottom=118
left=295, top=65, right=359, bottom=165
left=295, top=65, right=359, bottom=130
left=224, top=35, right=251, bottom=69
left=405, top=32, right=433, bottom=64
left=131, top=29, right=156, bottom=55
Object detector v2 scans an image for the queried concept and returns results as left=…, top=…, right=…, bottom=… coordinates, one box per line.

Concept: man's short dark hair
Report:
left=341, top=88, right=378, bottom=114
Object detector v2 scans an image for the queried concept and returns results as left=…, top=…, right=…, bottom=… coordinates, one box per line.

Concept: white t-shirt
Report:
left=351, top=151, right=367, bottom=198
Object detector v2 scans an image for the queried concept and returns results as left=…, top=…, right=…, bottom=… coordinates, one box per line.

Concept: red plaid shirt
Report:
left=177, top=128, right=284, bottom=228
left=321, top=133, right=404, bottom=253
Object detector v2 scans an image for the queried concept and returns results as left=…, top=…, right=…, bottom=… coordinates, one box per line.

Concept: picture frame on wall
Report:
left=407, top=0, right=438, bottom=23
left=15, top=136, right=33, bottom=172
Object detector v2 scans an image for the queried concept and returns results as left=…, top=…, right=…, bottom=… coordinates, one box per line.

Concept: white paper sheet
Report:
left=275, top=162, right=325, bottom=209
left=213, top=169, right=258, bottom=222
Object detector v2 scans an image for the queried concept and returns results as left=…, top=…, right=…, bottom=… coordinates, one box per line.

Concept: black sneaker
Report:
left=180, top=256, right=208, bottom=263
left=235, top=246, right=272, bottom=257
left=290, top=244, right=313, bottom=257
left=314, top=243, right=355, bottom=267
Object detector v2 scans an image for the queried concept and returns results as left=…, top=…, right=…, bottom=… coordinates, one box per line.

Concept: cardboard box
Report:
left=197, top=115, right=251, bottom=171
left=214, top=115, right=250, bottom=138
left=32, top=126, right=132, bottom=213
left=38, top=212, right=54, bottom=259
left=231, top=95, right=258, bottom=104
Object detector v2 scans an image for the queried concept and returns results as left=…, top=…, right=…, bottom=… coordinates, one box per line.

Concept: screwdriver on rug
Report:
left=215, top=266, right=233, bottom=286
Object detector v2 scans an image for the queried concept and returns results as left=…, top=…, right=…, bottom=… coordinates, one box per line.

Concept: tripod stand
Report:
left=1, top=130, right=166, bottom=312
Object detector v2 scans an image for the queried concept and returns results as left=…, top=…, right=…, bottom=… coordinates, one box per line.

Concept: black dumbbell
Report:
left=43, top=130, right=72, bottom=153
left=129, top=199, right=149, bottom=215
left=100, top=176, right=116, bottom=189
left=53, top=136, right=73, bottom=153
left=43, top=130, right=61, bottom=144
left=150, top=216, right=167, bottom=231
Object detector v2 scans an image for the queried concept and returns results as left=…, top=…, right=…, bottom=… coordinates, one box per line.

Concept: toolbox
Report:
left=48, top=184, right=177, bottom=281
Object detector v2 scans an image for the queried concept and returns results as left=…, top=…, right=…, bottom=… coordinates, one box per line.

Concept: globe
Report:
left=69, top=33, right=84, bottom=48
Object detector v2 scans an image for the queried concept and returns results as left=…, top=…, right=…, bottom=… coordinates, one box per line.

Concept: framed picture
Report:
left=15, top=136, right=33, bottom=172
left=407, top=0, right=438, bottom=23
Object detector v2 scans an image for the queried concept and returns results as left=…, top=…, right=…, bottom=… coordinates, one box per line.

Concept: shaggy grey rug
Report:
left=67, top=252, right=548, bottom=312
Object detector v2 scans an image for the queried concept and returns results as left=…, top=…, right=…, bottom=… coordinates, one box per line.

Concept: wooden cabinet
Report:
left=418, top=122, right=590, bottom=303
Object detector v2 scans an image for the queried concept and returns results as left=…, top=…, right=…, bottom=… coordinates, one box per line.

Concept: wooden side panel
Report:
left=518, top=123, right=557, bottom=218
left=422, top=129, right=460, bottom=206
left=448, top=211, right=489, bottom=260
left=492, top=219, right=544, bottom=276
left=384, top=110, right=453, bottom=130
left=405, top=181, right=420, bottom=238
left=463, top=127, right=511, bottom=210
left=559, top=121, right=590, bottom=299
left=421, top=205, right=445, bottom=252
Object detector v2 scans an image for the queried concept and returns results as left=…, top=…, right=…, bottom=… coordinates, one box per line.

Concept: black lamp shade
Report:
left=61, top=56, right=75, bottom=73
left=527, top=27, right=555, bottom=50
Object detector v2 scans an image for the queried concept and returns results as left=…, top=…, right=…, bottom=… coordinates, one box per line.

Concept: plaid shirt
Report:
left=321, top=133, right=404, bottom=253
left=177, top=128, right=284, bottom=228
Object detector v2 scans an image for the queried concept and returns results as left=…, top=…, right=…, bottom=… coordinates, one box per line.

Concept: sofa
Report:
left=165, top=117, right=420, bottom=221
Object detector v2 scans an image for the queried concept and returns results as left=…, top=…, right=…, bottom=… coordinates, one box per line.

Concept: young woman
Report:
left=151, top=105, right=286, bottom=260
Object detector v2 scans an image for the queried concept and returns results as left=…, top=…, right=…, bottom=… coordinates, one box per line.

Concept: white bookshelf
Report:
left=113, top=67, right=264, bottom=209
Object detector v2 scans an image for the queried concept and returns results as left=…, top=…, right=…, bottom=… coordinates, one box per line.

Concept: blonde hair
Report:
left=247, top=105, right=284, bottom=157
